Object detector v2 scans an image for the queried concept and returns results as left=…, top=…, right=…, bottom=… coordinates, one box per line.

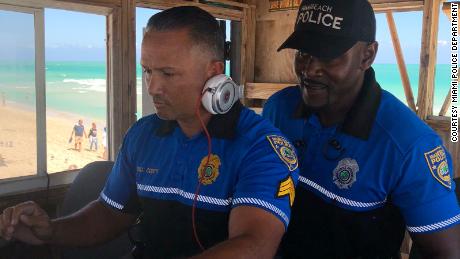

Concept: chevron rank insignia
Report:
left=267, top=135, right=298, bottom=171
left=277, top=176, right=295, bottom=206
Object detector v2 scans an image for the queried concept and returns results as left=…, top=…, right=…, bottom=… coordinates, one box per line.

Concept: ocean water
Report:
left=0, top=61, right=452, bottom=120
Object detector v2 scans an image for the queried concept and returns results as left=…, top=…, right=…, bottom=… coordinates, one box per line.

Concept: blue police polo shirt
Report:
left=263, top=68, right=460, bottom=234
left=99, top=102, right=298, bottom=256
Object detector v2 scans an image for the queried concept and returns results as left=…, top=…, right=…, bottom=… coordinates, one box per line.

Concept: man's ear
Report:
left=361, top=41, right=378, bottom=70
left=207, top=60, right=225, bottom=77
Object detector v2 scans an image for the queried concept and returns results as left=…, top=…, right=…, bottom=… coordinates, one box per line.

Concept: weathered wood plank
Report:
left=0, top=0, right=112, bottom=14
left=371, top=1, right=424, bottom=12
left=206, top=0, right=249, bottom=8
left=245, top=82, right=292, bottom=99
left=137, top=0, right=243, bottom=20
left=106, top=0, right=137, bottom=158
left=417, top=0, right=441, bottom=119
left=439, top=91, right=452, bottom=116
left=243, top=1, right=256, bottom=85
left=442, top=1, right=459, bottom=20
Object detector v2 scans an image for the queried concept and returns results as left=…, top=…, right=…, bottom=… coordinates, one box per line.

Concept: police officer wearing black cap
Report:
left=263, top=0, right=460, bottom=258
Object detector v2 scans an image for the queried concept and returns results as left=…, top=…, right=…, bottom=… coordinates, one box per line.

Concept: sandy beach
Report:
left=0, top=101, right=107, bottom=180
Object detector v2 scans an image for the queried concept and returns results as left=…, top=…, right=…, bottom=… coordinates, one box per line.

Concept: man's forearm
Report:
left=190, top=233, right=278, bottom=259
left=47, top=201, right=135, bottom=247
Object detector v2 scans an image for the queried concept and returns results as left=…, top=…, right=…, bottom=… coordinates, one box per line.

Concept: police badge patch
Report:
left=267, top=135, right=298, bottom=171
left=333, top=158, right=359, bottom=189
left=198, top=154, right=221, bottom=185
left=424, top=146, right=451, bottom=189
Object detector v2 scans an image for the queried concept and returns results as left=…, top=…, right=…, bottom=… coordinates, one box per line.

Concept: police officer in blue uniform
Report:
left=263, top=0, right=460, bottom=258
left=0, top=7, right=298, bottom=258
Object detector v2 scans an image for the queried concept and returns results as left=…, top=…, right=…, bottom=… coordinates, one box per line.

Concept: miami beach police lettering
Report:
left=297, top=4, right=343, bottom=30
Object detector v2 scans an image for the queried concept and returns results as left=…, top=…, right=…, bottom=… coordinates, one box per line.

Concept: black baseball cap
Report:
left=278, top=0, right=376, bottom=59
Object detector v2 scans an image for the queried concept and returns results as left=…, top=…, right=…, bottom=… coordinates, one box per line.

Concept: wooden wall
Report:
left=254, top=0, right=297, bottom=83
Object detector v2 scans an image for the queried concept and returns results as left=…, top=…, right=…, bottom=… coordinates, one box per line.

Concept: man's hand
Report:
left=0, top=201, right=53, bottom=245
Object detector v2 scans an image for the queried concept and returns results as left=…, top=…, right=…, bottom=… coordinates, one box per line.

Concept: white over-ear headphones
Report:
left=201, top=74, right=241, bottom=114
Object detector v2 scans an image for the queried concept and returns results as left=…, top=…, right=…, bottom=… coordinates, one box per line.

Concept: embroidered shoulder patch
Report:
left=277, top=176, right=295, bottom=206
left=267, top=135, right=298, bottom=171
left=424, top=146, right=451, bottom=189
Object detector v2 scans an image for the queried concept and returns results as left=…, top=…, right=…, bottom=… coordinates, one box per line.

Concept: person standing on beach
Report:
left=101, top=126, right=108, bottom=159
left=88, top=122, right=98, bottom=151
left=0, top=6, right=298, bottom=258
left=263, top=0, right=460, bottom=258
left=69, top=119, right=87, bottom=152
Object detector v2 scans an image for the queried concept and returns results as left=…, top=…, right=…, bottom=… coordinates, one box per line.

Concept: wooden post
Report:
left=439, top=91, right=451, bottom=116
left=241, top=1, right=256, bottom=85
left=240, top=1, right=256, bottom=105
left=107, top=0, right=136, bottom=158
left=385, top=11, right=417, bottom=112
left=417, top=0, right=441, bottom=119
left=442, top=2, right=460, bottom=20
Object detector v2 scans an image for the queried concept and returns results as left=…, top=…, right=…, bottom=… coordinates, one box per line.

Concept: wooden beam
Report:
left=443, top=1, right=460, bottom=21
left=231, top=21, right=242, bottom=84
left=137, top=0, right=243, bottom=21
left=107, top=8, right=120, bottom=159
left=439, top=90, right=452, bottom=116
left=107, top=0, right=136, bottom=159
left=122, top=0, right=137, bottom=127
left=55, top=0, right=121, bottom=7
left=245, top=82, right=292, bottom=100
left=371, top=1, right=424, bottom=12
left=417, top=0, right=441, bottom=119
left=241, top=1, right=256, bottom=85
left=443, top=2, right=451, bottom=20
left=238, top=2, right=256, bottom=106
left=205, top=0, right=250, bottom=8
left=426, top=116, right=451, bottom=132
left=0, top=0, right=113, bottom=15
left=386, top=11, right=417, bottom=111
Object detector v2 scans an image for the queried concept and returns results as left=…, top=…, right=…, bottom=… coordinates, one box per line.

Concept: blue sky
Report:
left=0, top=7, right=452, bottom=64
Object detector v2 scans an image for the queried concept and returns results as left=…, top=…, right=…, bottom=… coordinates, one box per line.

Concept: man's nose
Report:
left=146, top=76, right=163, bottom=96
left=303, top=56, right=324, bottom=78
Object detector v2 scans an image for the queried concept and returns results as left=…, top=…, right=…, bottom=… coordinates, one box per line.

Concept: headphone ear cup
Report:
left=201, top=89, right=216, bottom=114
left=201, top=74, right=238, bottom=114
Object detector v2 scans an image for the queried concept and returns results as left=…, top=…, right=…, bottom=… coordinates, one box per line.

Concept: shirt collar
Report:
left=293, top=67, right=382, bottom=140
left=155, top=101, right=243, bottom=139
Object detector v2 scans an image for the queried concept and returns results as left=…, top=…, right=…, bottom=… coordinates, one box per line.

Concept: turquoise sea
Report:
left=0, top=61, right=452, bottom=121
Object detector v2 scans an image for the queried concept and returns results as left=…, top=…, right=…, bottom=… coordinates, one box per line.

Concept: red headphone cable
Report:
left=192, top=92, right=212, bottom=251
